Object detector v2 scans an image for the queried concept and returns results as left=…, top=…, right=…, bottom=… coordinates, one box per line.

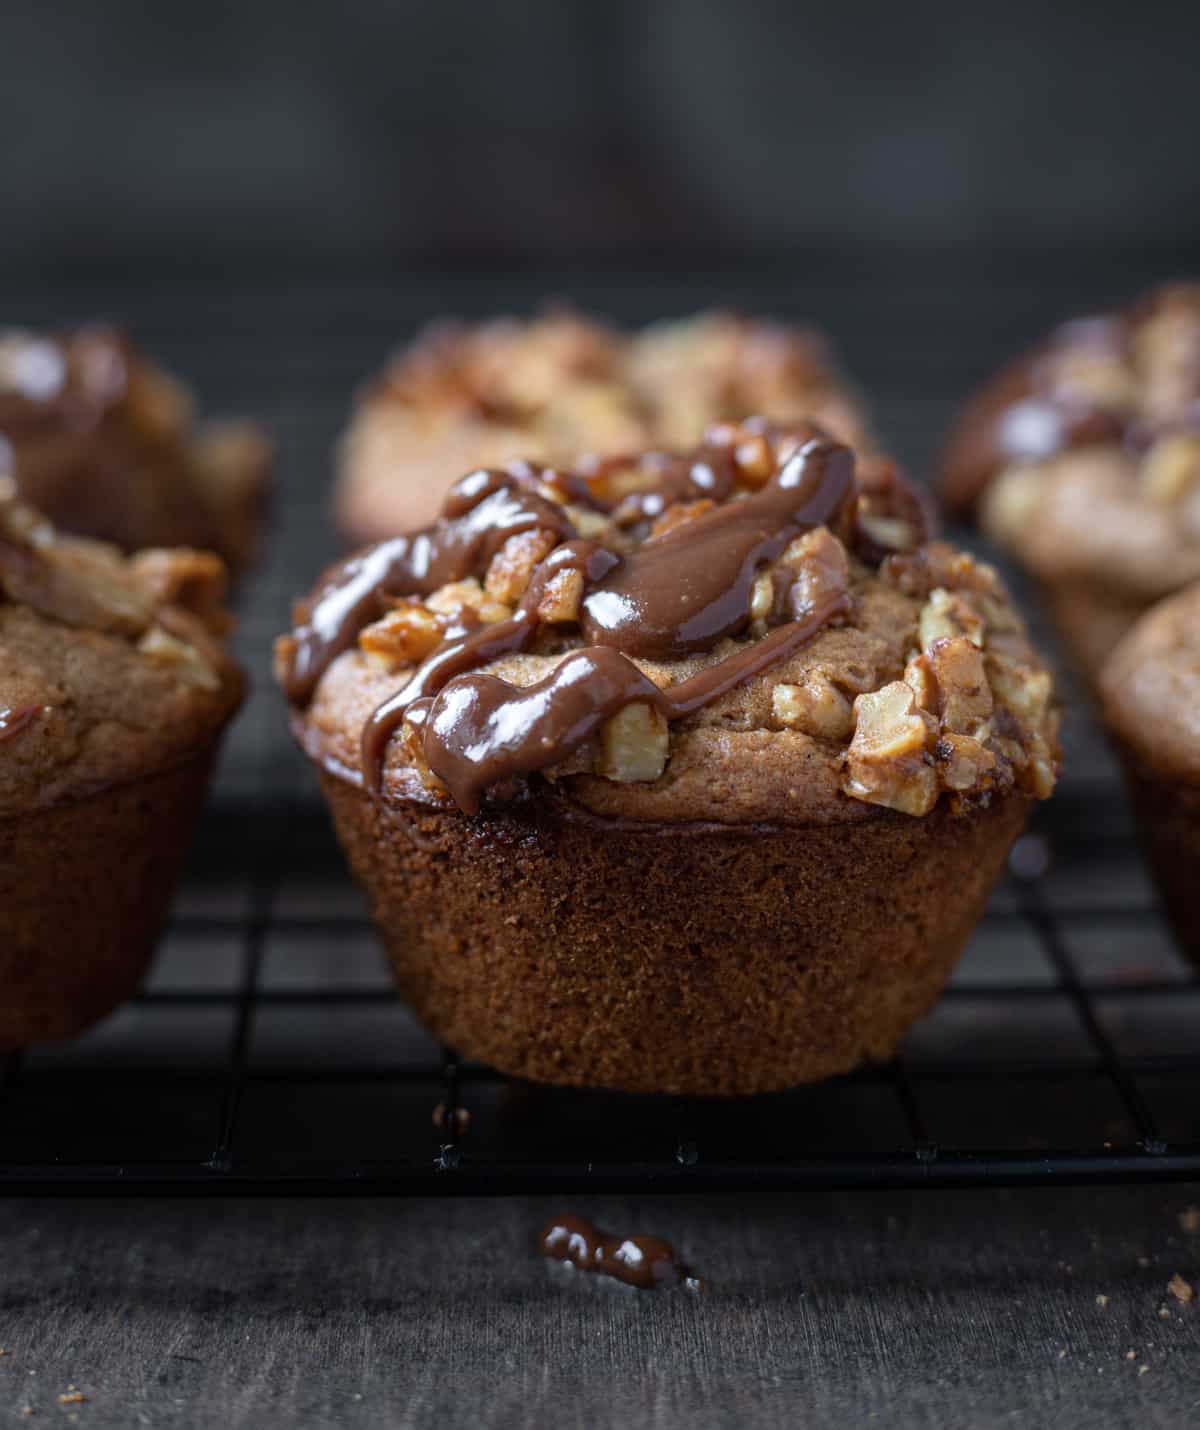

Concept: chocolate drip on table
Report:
left=357, top=436, right=854, bottom=812
left=539, top=1214, right=703, bottom=1291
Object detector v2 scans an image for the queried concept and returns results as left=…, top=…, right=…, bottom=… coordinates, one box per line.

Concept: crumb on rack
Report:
left=1095, top=1293, right=1109, bottom=1307
left=1138, top=1364, right=1150, bottom=1377
left=1167, top=1273, right=1194, bottom=1304
left=1180, top=1206, right=1200, bottom=1234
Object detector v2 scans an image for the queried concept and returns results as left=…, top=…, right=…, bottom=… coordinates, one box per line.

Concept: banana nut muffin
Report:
left=0, top=485, right=244, bottom=1048
left=0, top=324, right=272, bottom=570
left=939, top=282, right=1200, bottom=676
left=334, top=307, right=870, bottom=541
left=282, top=421, right=1059, bottom=1095
left=1100, top=582, right=1200, bottom=967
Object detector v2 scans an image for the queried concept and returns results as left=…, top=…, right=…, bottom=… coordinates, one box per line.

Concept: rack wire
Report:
left=1, top=714, right=1197, bottom=1196
left=1, top=269, right=1197, bottom=1196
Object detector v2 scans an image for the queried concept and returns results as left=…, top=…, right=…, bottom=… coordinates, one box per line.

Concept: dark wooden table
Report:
left=2, top=1188, right=1199, bottom=1427
left=2, top=262, right=1199, bottom=1428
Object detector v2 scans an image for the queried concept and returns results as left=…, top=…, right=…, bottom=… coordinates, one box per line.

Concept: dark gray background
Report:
left=4, top=0, right=1200, bottom=274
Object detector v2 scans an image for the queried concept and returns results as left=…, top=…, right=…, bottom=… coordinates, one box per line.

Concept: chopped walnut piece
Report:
left=137, top=624, right=221, bottom=690
left=596, top=702, right=669, bottom=783
left=733, top=434, right=773, bottom=487
left=773, top=674, right=853, bottom=740
left=936, top=731, right=997, bottom=791
left=359, top=600, right=446, bottom=670
left=1141, top=433, right=1200, bottom=504
left=986, top=650, right=1053, bottom=727
left=536, top=567, right=584, bottom=625
left=649, top=499, right=716, bottom=539
left=425, top=578, right=511, bottom=626
left=484, top=528, right=558, bottom=605
left=750, top=571, right=775, bottom=623
left=779, top=527, right=850, bottom=619
left=926, top=636, right=993, bottom=734
left=130, top=548, right=231, bottom=634
left=0, top=525, right=155, bottom=638
left=920, top=587, right=984, bottom=650
left=843, top=682, right=937, bottom=816
left=903, top=652, right=938, bottom=714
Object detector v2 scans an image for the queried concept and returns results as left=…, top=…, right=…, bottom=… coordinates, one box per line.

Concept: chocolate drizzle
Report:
left=283, top=467, right=576, bottom=704
left=0, top=704, right=41, bottom=743
left=539, top=1213, right=702, bottom=1291
left=282, top=425, right=879, bottom=816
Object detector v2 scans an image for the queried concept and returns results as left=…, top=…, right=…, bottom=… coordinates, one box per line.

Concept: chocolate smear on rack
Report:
left=539, top=1213, right=704, bottom=1292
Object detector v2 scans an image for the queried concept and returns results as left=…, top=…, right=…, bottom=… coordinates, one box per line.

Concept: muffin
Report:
left=335, top=308, right=870, bottom=542
left=939, top=282, right=1200, bottom=678
left=1100, top=583, right=1200, bottom=967
left=0, top=324, right=272, bottom=570
left=281, top=421, right=1058, bottom=1095
left=0, top=486, right=244, bottom=1048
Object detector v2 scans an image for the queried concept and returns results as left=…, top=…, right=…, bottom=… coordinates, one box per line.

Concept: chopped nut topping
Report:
left=425, top=578, right=511, bottom=626
left=649, top=499, right=716, bottom=539
left=773, top=674, right=853, bottom=740
left=130, top=548, right=231, bottom=634
left=596, top=701, right=669, bottom=783
left=359, top=600, right=446, bottom=670
left=484, top=528, right=558, bottom=605
left=920, top=587, right=984, bottom=650
left=1141, top=433, right=1200, bottom=504
left=843, top=682, right=937, bottom=816
left=137, top=625, right=221, bottom=690
left=733, top=434, right=773, bottom=487
left=749, top=571, right=775, bottom=624
left=936, top=731, right=997, bottom=791
left=926, top=636, right=993, bottom=734
left=780, top=527, right=850, bottom=618
left=537, top=567, right=584, bottom=625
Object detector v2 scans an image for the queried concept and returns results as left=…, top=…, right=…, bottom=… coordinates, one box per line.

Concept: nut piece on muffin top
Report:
left=939, top=282, right=1200, bottom=608
left=0, top=482, right=244, bottom=814
left=281, top=420, right=1058, bottom=826
left=0, top=324, right=271, bottom=569
left=335, top=308, right=872, bottom=540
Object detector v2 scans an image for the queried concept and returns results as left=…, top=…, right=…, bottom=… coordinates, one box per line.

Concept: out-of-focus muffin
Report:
left=0, top=325, right=272, bottom=571
left=1100, top=582, right=1200, bottom=967
left=284, top=420, right=1058, bottom=1095
left=939, top=283, right=1200, bottom=678
left=335, top=308, right=871, bottom=541
left=0, top=487, right=244, bottom=1048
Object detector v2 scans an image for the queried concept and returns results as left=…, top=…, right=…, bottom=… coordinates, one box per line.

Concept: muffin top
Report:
left=0, top=325, right=271, bottom=568
left=282, top=421, right=1058, bottom=826
left=1101, top=582, right=1200, bottom=783
left=940, top=283, right=1200, bottom=602
left=336, top=308, right=870, bottom=538
left=0, top=486, right=244, bottom=814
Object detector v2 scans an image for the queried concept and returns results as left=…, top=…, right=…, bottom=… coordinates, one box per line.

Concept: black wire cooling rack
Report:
left=1, top=267, right=1198, bottom=1197
left=1, top=701, right=1197, bottom=1197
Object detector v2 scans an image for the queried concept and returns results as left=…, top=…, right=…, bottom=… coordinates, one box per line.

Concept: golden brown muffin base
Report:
left=1115, top=757, right=1200, bottom=970
left=320, top=771, right=1031, bottom=1095
left=0, top=750, right=218, bottom=1050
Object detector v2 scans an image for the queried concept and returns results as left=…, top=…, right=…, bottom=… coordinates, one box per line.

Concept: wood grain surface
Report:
left=2, top=1188, right=1198, bottom=1428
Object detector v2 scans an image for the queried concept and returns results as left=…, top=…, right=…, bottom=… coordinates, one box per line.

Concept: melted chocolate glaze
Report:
left=355, top=436, right=854, bottom=811
left=0, top=704, right=41, bottom=743
left=408, top=596, right=846, bottom=815
left=283, top=466, right=576, bottom=704
left=285, top=424, right=888, bottom=816
left=539, top=1213, right=702, bottom=1291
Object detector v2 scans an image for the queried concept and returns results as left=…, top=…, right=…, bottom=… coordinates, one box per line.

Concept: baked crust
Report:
left=0, top=325, right=272, bottom=569
left=335, top=309, right=872, bottom=540
left=321, top=770, right=1032, bottom=1094
left=0, top=493, right=244, bottom=1045
left=941, top=284, right=1200, bottom=614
